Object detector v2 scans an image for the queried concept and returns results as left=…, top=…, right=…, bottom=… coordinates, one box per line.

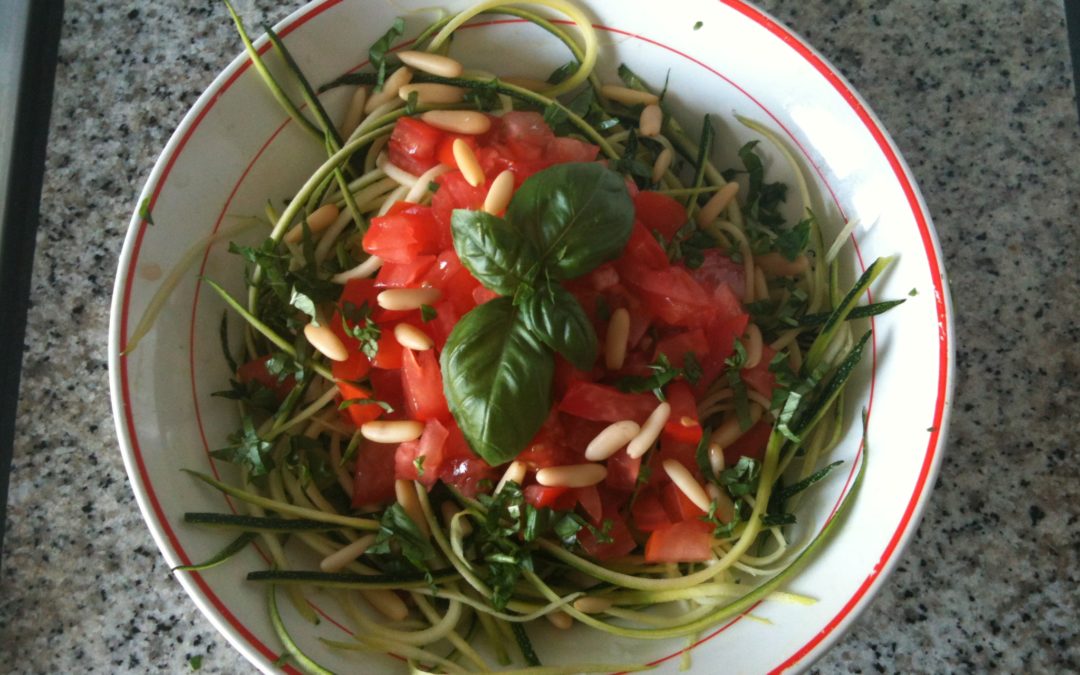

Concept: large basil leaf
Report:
left=451, top=210, right=539, bottom=296
left=441, top=297, right=554, bottom=466
left=520, top=284, right=598, bottom=371
left=507, top=163, right=634, bottom=279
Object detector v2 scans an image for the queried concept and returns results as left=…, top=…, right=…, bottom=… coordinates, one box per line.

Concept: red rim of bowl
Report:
left=108, top=1, right=953, bottom=672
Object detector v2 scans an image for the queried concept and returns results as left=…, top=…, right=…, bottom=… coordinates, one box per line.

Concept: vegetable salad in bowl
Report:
left=112, top=0, right=950, bottom=672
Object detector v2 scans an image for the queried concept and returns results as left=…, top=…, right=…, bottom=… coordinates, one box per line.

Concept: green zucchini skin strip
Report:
left=247, top=569, right=460, bottom=590
left=267, top=584, right=335, bottom=675
left=172, top=532, right=257, bottom=572
left=183, top=512, right=342, bottom=532
left=798, top=299, right=906, bottom=326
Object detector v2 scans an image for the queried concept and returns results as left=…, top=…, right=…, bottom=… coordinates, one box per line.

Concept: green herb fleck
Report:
left=369, top=18, right=405, bottom=91
left=693, top=21, right=703, bottom=30
left=139, top=197, right=154, bottom=226
left=420, top=304, right=438, bottom=323
left=188, top=655, right=203, bottom=670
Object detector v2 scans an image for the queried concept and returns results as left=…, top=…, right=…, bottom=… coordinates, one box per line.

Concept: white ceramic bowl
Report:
left=109, top=1, right=954, bottom=672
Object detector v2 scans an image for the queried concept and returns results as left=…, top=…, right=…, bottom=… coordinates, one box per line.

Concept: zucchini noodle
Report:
left=145, top=2, right=902, bottom=673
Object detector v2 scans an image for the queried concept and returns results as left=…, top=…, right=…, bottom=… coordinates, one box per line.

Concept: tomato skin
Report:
left=337, top=381, right=386, bottom=428
left=387, top=117, right=445, bottom=175
left=352, top=440, right=397, bottom=508
left=236, top=356, right=294, bottom=401
left=558, top=382, right=660, bottom=425
left=662, top=381, right=703, bottom=445
left=395, top=418, right=450, bottom=487
left=362, top=203, right=444, bottom=263
left=575, top=485, right=603, bottom=524
left=401, top=347, right=450, bottom=422
left=631, top=486, right=672, bottom=532
left=634, top=191, right=687, bottom=241
left=645, top=519, right=713, bottom=563
left=724, top=419, right=772, bottom=464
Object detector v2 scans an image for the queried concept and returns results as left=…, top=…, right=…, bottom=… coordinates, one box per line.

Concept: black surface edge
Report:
left=1067, top=0, right=1080, bottom=122
left=0, top=0, right=65, bottom=568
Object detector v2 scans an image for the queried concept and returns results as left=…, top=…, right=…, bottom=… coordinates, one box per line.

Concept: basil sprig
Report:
left=442, top=163, right=634, bottom=465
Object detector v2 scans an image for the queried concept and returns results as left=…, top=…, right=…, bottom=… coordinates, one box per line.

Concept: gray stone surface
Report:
left=2, top=0, right=1077, bottom=673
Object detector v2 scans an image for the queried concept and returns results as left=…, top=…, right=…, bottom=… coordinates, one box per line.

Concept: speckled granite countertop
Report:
left=2, top=1, right=1078, bottom=673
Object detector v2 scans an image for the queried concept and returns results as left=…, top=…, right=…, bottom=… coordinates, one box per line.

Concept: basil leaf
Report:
left=520, top=284, right=597, bottom=370
left=441, top=298, right=554, bottom=466
left=507, top=163, right=634, bottom=279
left=368, top=17, right=405, bottom=91
left=451, top=209, right=539, bottom=296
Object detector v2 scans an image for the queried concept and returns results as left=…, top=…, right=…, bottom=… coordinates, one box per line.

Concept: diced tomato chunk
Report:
left=337, top=381, right=386, bottom=428
left=362, top=203, right=445, bottom=263
left=524, top=484, right=576, bottom=510
left=544, top=135, right=599, bottom=164
left=395, top=418, right=450, bottom=487
left=367, top=367, right=405, bottom=418
left=724, top=419, right=772, bottom=464
left=631, top=486, right=672, bottom=532
left=697, top=312, right=750, bottom=393
left=605, top=449, right=641, bottom=492
left=387, top=117, right=445, bottom=175
left=432, top=171, right=488, bottom=228
left=558, top=382, right=659, bottom=425
left=623, top=262, right=718, bottom=328
left=578, top=508, right=637, bottom=560
left=653, top=328, right=710, bottom=371
left=742, top=345, right=778, bottom=398
left=518, top=411, right=579, bottom=469
left=645, top=519, right=713, bottom=563
left=440, top=457, right=498, bottom=498
left=401, top=347, right=450, bottom=422
left=662, top=479, right=707, bottom=522
left=236, top=356, right=294, bottom=402
left=661, top=381, right=703, bottom=445
left=634, top=191, right=687, bottom=241
left=371, top=326, right=404, bottom=370
left=575, top=485, right=603, bottom=524
left=691, top=250, right=747, bottom=303
left=617, top=221, right=670, bottom=271
left=352, top=441, right=397, bottom=508
left=375, top=255, right=437, bottom=288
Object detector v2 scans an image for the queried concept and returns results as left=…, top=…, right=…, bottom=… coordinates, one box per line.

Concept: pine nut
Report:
left=453, top=138, right=485, bottom=187
left=398, top=83, right=465, bottom=105
left=601, top=84, right=659, bottom=106
left=377, top=287, right=442, bottom=311
left=535, top=463, right=607, bottom=488
left=483, top=170, right=515, bottom=214
left=363, top=589, right=410, bottom=622
left=639, top=104, right=663, bottom=137
left=754, top=266, right=769, bottom=302
left=501, top=76, right=550, bottom=92
left=755, top=251, right=810, bottom=277
left=361, top=420, right=424, bottom=444
left=394, top=323, right=434, bottom=351
left=283, top=203, right=340, bottom=244
left=397, top=50, right=464, bottom=78
left=651, top=147, right=673, bottom=183
left=341, top=86, right=368, bottom=137
left=696, top=181, right=740, bottom=227
left=605, top=308, right=631, bottom=370
left=395, top=479, right=430, bottom=537
left=545, top=610, right=573, bottom=630
left=627, top=402, right=671, bottom=458
left=320, top=534, right=376, bottom=572
left=421, top=110, right=491, bottom=135
left=303, top=322, right=348, bottom=362
left=710, top=403, right=764, bottom=448
left=584, top=420, right=641, bottom=461
left=495, top=460, right=527, bottom=494
left=706, top=483, right=735, bottom=524
left=742, top=323, right=763, bottom=369
left=572, top=596, right=613, bottom=614
left=663, top=459, right=712, bottom=512
left=708, top=442, right=725, bottom=476
left=365, top=66, right=413, bottom=113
